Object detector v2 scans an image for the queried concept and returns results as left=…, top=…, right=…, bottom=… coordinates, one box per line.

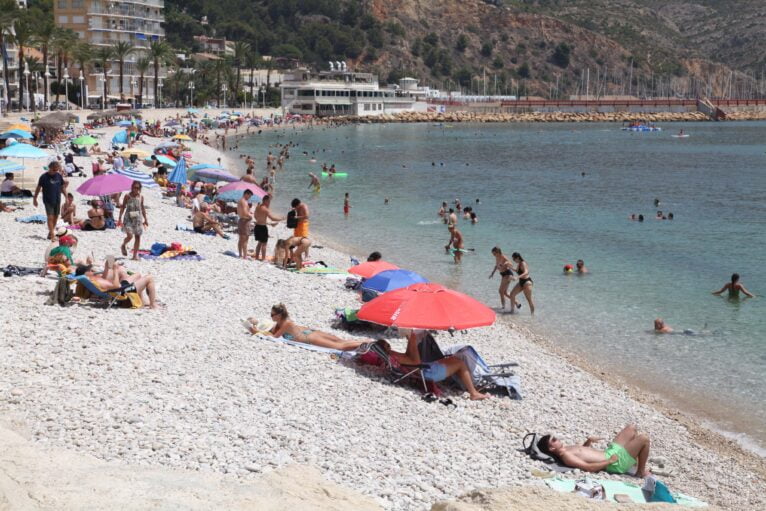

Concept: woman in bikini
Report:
left=263, top=303, right=367, bottom=351
left=489, top=247, right=516, bottom=309
left=508, top=252, right=535, bottom=314
left=80, top=199, right=106, bottom=231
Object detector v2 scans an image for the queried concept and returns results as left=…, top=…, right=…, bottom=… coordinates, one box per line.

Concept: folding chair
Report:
left=67, top=275, right=137, bottom=309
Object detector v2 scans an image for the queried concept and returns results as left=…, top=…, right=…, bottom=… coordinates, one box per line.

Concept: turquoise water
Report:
left=242, top=122, right=766, bottom=455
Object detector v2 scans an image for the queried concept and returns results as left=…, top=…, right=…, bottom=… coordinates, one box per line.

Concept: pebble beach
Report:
left=1, top=110, right=765, bottom=509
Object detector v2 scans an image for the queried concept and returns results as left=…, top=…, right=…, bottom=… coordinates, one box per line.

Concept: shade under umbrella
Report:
left=357, top=283, right=496, bottom=331
left=191, top=168, right=238, bottom=183
left=109, top=167, right=158, bottom=188
left=167, top=156, right=187, bottom=185
left=77, top=174, right=134, bottom=196
left=144, top=154, right=176, bottom=168
left=348, top=260, right=399, bottom=279
left=361, top=269, right=429, bottom=293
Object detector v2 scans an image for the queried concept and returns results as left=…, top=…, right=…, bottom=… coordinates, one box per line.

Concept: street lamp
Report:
left=78, top=70, right=84, bottom=110
left=23, top=61, right=30, bottom=112
left=259, top=85, right=265, bottom=109
left=44, top=69, right=50, bottom=110
left=188, top=80, right=195, bottom=108
left=158, top=79, right=163, bottom=108
left=63, top=70, right=70, bottom=111
left=222, top=83, right=228, bottom=108
left=99, top=74, right=106, bottom=110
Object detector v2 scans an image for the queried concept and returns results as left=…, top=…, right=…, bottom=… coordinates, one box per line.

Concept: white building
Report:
left=280, top=67, right=428, bottom=117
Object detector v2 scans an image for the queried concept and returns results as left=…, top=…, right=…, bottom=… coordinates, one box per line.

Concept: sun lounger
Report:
left=67, top=274, right=138, bottom=309
left=442, top=344, right=522, bottom=399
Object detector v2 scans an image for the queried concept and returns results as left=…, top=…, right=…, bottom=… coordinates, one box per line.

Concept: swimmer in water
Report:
left=576, top=259, right=588, bottom=274
left=654, top=318, right=673, bottom=334
left=384, top=197, right=389, bottom=205
left=489, top=247, right=515, bottom=309
left=343, top=192, right=350, bottom=216
left=451, top=226, right=464, bottom=264
left=712, top=273, right=755, bottom=299
left=438, top=201, right=447, bottom=218
left=307, top=173, right=321, bottom=192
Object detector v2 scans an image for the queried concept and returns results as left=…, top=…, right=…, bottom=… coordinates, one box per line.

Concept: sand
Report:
left=0, top=109, right=764, bottom=510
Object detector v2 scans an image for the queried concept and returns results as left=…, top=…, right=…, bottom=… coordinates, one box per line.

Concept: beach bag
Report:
left=573, top=478, right=605, bottom=500
left=522, top=433, right=557, bottom=464
left=286, top=210, right=297, bottom=228
left=47, top=276, right=73, bottom=306
left=150, top=243, right=168, bottom=256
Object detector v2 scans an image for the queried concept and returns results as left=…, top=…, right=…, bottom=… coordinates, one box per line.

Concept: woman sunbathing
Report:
left=258, top=303, right=367, bottom=351
left=75, top=257, right=158, bottom=309
left=379, top=331, right=490, bottom=400
left=78, top=199, right=106, bottom=231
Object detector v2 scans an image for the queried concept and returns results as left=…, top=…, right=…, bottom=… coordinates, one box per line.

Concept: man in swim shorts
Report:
left=237, top=189, right=254, bottom=259
left=537, top=424, right=651, bottom=476
left=291, top=198, right=310, bottom=238
left=253, top=194, right=283, bottom=261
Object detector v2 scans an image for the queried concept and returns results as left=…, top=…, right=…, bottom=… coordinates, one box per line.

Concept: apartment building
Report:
left=54, top=0, right=166, bottom=106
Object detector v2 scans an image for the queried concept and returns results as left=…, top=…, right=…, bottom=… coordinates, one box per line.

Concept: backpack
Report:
left=522, top=433, right=557, bottom=464
left=47, top=276, right=74, bottom=306
left=286, top=209, right=297, bottom=228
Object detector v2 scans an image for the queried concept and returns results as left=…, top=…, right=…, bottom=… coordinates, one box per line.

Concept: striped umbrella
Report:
left=0, top=160, right=24, bottom=173
left=167, top=155, right=187, bottom=185
left=109, top=167, right=158, bottom=188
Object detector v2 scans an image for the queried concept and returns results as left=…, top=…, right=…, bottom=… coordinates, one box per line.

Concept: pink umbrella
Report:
left=76, top=174, right=134, bottom=196
left=218, top=181, right=267, bottom=198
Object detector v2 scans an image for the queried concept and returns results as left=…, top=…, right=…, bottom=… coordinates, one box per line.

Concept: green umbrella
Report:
left=72, top=135, right=99, bottom=146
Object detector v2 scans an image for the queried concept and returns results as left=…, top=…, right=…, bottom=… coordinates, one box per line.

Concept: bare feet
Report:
left=470, top=392, right=490, bottom=401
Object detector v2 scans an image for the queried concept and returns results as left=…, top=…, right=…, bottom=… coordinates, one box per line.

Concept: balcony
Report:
left=89, top=18, right=164, bottom=36
left=88, top=3, right=164, bottom=21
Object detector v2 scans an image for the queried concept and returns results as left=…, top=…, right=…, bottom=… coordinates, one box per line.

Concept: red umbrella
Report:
left=348, top=260, right=399, bottom=279
left=357, top=283, right=495, bottom=331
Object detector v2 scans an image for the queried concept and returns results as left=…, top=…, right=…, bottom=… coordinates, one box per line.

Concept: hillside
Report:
left=164, top=0, right=763, bottom=97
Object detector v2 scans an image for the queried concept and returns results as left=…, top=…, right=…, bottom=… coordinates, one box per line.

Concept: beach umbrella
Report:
left=112, top=130, right=128, bottom=145
left=187, top=108, right=199, bottom=114
left=189, top=162, right=223, bottom=171
left=77, top=174, right=133, bottom=196
left=120, top=148, right=150, bottom=159
left=0, top=129, right=33, bottom=140
left=117, top=120, right=140, bottom=127
left=348, top=260, right=399, bottom=279
left=357, top=283, right=496, bottom=331
left=167, top=155, right=187, bottom=185
left=6, top=123, right=30, bottom=132
left=191, top=168, right=238, bottom=183
left=216, top=181, right=266, bottom=204
left=143, top=154, right=176, bottom=168
left=72, top=135, right=99, bottom=146
left=172, top=134, right=192, bottom=141
left=361, top=269, right=430, bottom=294
left=109, top=167, right=158, bottom=188
left=0, top=160, right=24, bottom=173
left=0, top=143, right=48, bottom=159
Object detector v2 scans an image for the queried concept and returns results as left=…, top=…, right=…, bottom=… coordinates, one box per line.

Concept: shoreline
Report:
left=1, top=113, right=764, bottom=509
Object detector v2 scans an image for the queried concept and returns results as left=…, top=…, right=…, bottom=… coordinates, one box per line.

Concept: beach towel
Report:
left=3, top=265, right=43, bottom=277
left=255, top=333, right=344, bottom=356
left=545, top=477, right=707, bottom=507
left=15, top=214, right=47, bottom=224
left=140, top=253, right=204, bottom=261
left=175, top=223, right=215, bottom=235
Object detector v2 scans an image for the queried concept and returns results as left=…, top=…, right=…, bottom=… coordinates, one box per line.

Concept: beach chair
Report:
left=360, top=340, right=438, bottom=395
left=67, top=275, right=138, bottom=309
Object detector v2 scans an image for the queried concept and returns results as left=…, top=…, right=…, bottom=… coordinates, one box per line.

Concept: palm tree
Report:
left=111, top=41, right=135, bottom=97
left=33, top=18, right=57, bottom=110
left=0, top=0, right=20, bottom=111
left=148, top=40, right=172, bottom=108
left=135, top=55, right=150, bottom=108
left=72, top=42, right=92, bottom=107
left=233, top=40, right=250, bottom=106
left=10, top=14, right=34, bottom=111
left=93, top=45, right=114, bottom=107
left=213, top=58, right=229, bottom=107
left=52, top=28, right=78, bottom=105
left=245, top=51, right=259, bottom=107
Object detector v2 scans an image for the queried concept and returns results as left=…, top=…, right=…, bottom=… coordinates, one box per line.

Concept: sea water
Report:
left=240, top=121, right=766, bottom=455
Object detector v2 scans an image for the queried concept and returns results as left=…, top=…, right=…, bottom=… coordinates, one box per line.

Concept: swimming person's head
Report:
left=271, top=303, right=288, bottom=321
left=638, top=215, right=644, bottom=222
left=731, top=273, right=740, bottom=283
left=367, top=251, right=382, bottom=262
left=654, top=318, right=665, bottom=331
left=576, top=259, right=584, bottom=269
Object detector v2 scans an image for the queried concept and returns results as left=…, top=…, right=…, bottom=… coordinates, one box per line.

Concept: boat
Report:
left=621, top=124, right=662, bottom=132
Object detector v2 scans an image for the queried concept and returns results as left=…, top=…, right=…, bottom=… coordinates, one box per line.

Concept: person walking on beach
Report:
left=489, top=247, right=515, bottom=309
left=237, top=189, right=254, bottom=259
left=119, top=181, right=148, bottom=261
left=451, top=226, right=464, bottom=264
left=508, top=252, right=535, bottom=314
left=254, top=194, right=283, bottom=261
left=33, top=161, right=68, bottom=240
left=343, top=192, right=350, bottom=216
left=712, top=273, right=755, bottom=299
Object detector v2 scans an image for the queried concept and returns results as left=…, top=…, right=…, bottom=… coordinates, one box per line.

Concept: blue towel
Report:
left=15, top=214, right=47, bottom=224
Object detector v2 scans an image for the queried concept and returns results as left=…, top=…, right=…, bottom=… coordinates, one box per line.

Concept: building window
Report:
left=57, top=0, right=67, bottom=8
left=72, top=0, right=84, bottom=7
left=57, top=15, right=68, bottom=23
left=72, top=15, right=85, bottom=23
left=364, top=104, right=370, bottom=111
